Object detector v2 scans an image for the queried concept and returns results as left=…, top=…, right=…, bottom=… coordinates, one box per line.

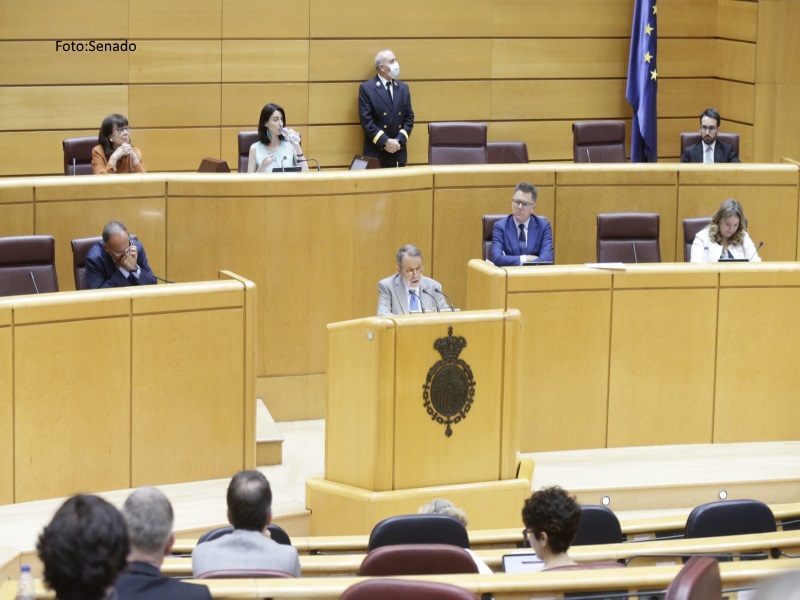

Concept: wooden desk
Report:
left=467, top=261, right=800, bottom=453
left=0, top=272, right=255, bottom=504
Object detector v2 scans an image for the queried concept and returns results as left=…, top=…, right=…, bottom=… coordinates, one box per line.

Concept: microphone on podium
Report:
left=422, top=289, right=440, bottom=312
left=631, top=242, right=639, bottom=264
left=29, top=272, right=40, bottom=294
left=749, top=241, right=764, bottom=261
left=434, top=288, right=456, bottom=312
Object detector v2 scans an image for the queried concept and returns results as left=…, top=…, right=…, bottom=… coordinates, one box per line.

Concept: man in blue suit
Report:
left=491, top=182, right=554, bottom=266
left=358, top=49, right=414, bottom=167
left=85, top=221, right=157, bottom=288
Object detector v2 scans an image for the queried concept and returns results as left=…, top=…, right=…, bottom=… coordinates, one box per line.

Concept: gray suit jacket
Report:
left=377, top=273, right=449, bottom=316
left=191, top=529, right=301, bottom=577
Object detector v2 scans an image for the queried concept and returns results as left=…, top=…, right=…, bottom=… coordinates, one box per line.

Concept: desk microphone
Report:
left=585, top=148, right=591, bottom=163
left=278, top=155, right=287, bottom=172
left=631, top=242, right=639, bottom=264
left=304, top=157, right=321, bottom=171
left=434, top=287, right=456, bottom=312
left=29, top=272, right=40, bottom=294
left=749, top=241, right=764, bottom=261
left=422, top=289, right=440, bottom=312
left=144, top=267, right=175, bottom=284
left=72, top=158, right=77, bottom=176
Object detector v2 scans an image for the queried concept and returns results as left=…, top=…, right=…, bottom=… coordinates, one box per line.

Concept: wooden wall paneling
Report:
left=0, top=41, right=128, bottom=85
left=0, top=86, right=128, bottom=132
left=755, top=0, right=800, bottom=85
left=717, top=0, right=758, bottom=42
left=715, top=39, right=757, bottom=83
left=0, top=131, right=98, bottom=177
left=658, top=0, right=718, bottom=37
left=308, top=40, right=492, bottom=82
left=0, top=177, right=34, bottom=236
left=223, top=0, right=310, bottom=39
left=131, top=128, right=222, bottom=171
left=714, top=79, right=755, bottom=125
left=309, top=0, right=492, bottom=39
left=305, top=124, right=369, bottom=168
left=657, top=79, right=716, bottom=117
left=14, top=311, right=132, bottom=502
left=491, top=0, right=633, bottom=38
left=492, top=39, right=629, bottom=80
left=257, top=373, right=326, bottom=422
left=658, top=117, right=703, bottom=160
left=221, top=83, right=310, bottom=127
left=0, top=309, right=11, bottom=505
left=491, top=80, right=630, bottom=121
left=129, top=41, right=222, bottom=83
left=658, top=39, right=716, bottom=79
left=0, top=2, right=129, bottom=40
left=129, top=85, right=222, bottom=128
left=222, top=40, right=309, bottom=82
left=129, top=0, right=223, bottom=39
left=34, top=195, right=167, bottom=292
left=489, top=121, right=603, bottom=163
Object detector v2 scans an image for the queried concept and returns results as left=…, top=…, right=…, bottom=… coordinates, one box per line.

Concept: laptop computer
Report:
left=350, top=154, right=381, bottom=170
left=502, top=553, right=545, bottom=574
left=272, top=166, right=302, bottom=173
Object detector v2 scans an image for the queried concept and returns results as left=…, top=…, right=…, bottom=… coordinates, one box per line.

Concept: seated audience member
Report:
left=690, top=199, right=762, bottom=263
left=85, top=221, right=158, bottom=288
left=680, top=108, right=740, bottom=163
left=377, top=244, right=449, bottom=315
left=247, top=103, right=308, bottom=173
left=92, top=114, right=146, bottom=174
left=37, top=494, right=129, bottom=600
left=192, top=470, right=301, bottom=577
left=521, top=486, right=581, bottom=570
left=491, top=182, right=554, bottom=266
left=118, top=487, right=212, bottom=600
left=419, top=498, right=492, bottom=574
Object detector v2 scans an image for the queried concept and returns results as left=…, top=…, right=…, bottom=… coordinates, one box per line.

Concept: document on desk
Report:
left=585, top=262, right=628, bottom=270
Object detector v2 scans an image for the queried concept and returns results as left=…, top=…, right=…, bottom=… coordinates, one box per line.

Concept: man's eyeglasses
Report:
left=700, top=125, right=717, bottom=132
left=402, top=266, right=424, bottom=276
left=512, top=199, right=534, bottom=208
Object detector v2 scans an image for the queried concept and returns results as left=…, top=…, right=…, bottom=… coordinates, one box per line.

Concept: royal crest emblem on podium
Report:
left=423, top=326, right=476, bottom=437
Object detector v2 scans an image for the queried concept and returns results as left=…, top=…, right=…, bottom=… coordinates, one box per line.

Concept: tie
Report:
left=704, top=146, right=712, bottom=163
left=386, top=81, right=393, bottom=100
left=518, top=223, right=527, bottom=254
left=409, top=290, right=420, bottom=312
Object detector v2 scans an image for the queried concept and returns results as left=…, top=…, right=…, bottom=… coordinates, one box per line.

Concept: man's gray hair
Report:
left=374, top=49, right=392, bottom=70
left=122, top=487, right=174, bottom=555
left=396, top=244, right=422, bottom=267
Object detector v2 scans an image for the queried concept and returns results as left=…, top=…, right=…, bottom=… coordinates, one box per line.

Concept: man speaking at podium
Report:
left=377, top=244, right=449, bottom=315
left=86, top=221, right=157, bottom=289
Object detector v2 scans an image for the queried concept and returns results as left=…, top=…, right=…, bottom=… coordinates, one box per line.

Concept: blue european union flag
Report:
left=626, top=0, right=658, bottom=162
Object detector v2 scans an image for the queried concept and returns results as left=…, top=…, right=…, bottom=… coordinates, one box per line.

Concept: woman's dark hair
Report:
left=37, top=494, right=129, bottom=600
left=257, top=103, right=286, bottom=146
left=98, top=114, right=130, bottom=158
left=521, top=486, right=581, bottom=555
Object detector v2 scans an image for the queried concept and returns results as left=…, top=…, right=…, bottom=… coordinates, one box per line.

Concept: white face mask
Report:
left=385, top=61, right=400, bottom=79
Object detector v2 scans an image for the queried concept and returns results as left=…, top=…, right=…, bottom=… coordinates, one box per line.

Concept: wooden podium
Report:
left=306, top=309, right=532, bottom=535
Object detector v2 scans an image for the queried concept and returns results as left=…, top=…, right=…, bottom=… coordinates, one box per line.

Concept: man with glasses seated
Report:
left=491, top=182, right=554, bottom=266
left=680, top=108, right=741, bottom=163
left=85, top=221, right=157, bottom=288
left=377, top=244, right=449, bottom=315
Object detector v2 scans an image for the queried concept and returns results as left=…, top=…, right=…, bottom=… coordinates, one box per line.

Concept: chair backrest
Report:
left=196, top=524, right=291, bottom=546
left=237, top=131, right=260, bottom=172
left=341, top=578, right=478, bottom=600
left=482, top=214, right=507, bottom=260
left=684, top=499, right=776, bottom=539
left=572, top=121, right=626, bottom=163
left=683, top=217, right=712, bottom=262
left=572, top=505, right=624, bottom=546
left=195, top=569, right=294, bottom=579
left=71, top=234, right=139, bottom=291
left=62, top=136, right=96, bottom=175
left=664, top=556, right=721, bottom=600
left=597, top=213, right=661, bottom=263
left=358, top=544, right=479, bottom=577
left=367, top=514, right=470, bottom=551
left=487, top=141, right=529, bottom=164
left=428, top=122, right=488, bottom=165
left=0, top=235, right=59, bottom=296
left=680, top=132, right=740, bottom=158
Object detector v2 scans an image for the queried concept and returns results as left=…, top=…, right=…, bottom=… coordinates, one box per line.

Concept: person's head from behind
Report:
left=122, top=487, right=175, bottom=564
left=227, top=470, right=272, bottom=532
left=699, top=108, right=722, bottom=145
left=512, top=182, right=538, bottom=225
left=102, top=221, right=133, bottom=262
left=257, top=103, right=287, bottom=146
left=709, top=198, right=747, bottom=245
left=99, top=114, right=132, bottom=158
left=419, top=498, right=468, bottom=528
left=37, top=494, right=129, bottom=600
left=396, top=244, right=424, bottom=289
left=521, top=486, right=581, bottom=562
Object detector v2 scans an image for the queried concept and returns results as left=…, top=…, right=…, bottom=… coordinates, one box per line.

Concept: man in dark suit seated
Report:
left=680, top=108, right=741, bottom=163
left=117, top=487, right=212, bottom=600
left=85, top=220, right=158, bottom=288
left=491, top=182, right=555, bottom=266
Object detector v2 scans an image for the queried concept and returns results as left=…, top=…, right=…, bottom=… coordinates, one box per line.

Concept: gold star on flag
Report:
left=645, top=23, right=654, bottom=35
left=644, top=52, right=653, bottom=63
left=650, top=69, right=658, bottom=80
left=652, top=4, right=657, bottom=14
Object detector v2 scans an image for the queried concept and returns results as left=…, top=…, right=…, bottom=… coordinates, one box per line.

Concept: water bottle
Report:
left=280, top=128, right=301, bottom=144
left=17, top=565, right=35, bottom=600
left=703, top=246, right=710, bottom=264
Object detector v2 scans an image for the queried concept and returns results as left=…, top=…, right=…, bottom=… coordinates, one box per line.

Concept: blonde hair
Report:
left=419, top=499, right=468, bottom=527
left=708, top=198, right=747, bottom=246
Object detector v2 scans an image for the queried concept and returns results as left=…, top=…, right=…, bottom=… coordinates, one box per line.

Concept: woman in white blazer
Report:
left=690, top=199, right=761, bottom=263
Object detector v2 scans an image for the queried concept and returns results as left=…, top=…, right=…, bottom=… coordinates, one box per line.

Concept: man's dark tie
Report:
left=386, top=81, right=393, bottom=100
left=518, top=223, right=526, bottom=255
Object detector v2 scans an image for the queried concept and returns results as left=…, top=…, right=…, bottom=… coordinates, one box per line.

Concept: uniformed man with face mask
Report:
left=358, top=49, right=415, bottom=167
